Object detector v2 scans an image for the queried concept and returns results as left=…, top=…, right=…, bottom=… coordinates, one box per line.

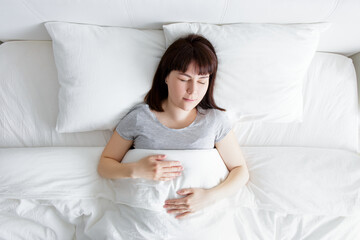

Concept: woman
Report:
left=97, top=34, right=249, bottom=219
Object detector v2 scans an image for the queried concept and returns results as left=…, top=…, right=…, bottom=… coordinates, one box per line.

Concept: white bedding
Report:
left=112, top=149, right=229, bottom=211
left=233, top=52, right=358, bottom=152
left=0, top=147, right=359, bottom=239
left=0, top=41, right=358, bottom=153
left=2, top=198, right=360, bottom=240
left=0, top=41, right=113, bottom=148
left=0, top=40, right=359, bottom=239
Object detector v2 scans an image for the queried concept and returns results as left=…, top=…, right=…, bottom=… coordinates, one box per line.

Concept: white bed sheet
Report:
left=0, top=146, right=359, bottom=239
left=1, top=198, right=360, bottom=240
left=1, top=147, right=359, bottom=216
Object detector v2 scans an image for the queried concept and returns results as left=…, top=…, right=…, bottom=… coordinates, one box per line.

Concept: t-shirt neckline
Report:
left=145, top=104, right=199, bottom=131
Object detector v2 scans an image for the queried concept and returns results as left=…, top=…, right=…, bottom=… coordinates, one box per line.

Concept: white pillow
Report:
left=163, top=22, right=331, bottom=123
left=232, top=53, right=359, bottom=152
left=44, top=22, right=166, bottom=133
left=0, top=41, right=112, bottom=147
left=111, top=149, right=229, bottom=212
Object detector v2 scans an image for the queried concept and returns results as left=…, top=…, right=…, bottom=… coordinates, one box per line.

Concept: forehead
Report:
left=179, top=61, right=210, bottom=76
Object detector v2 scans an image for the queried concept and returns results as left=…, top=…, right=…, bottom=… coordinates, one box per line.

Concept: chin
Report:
left=179, top=103, right=196, bottom=111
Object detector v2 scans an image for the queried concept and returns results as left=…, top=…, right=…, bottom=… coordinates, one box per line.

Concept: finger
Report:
left=153, top=154, right=166, bottom=160
left=177, top=188, right=193, bottom=195
left=164, top=204, right=188, bottom=210
left=165, top=197, right=188, bottom=205
left=166, top=208, right=189, bottom=214
left=162, top=166, right=183, bottom=173
left=175, top=212, right=192, bottom=219
left=158, top=160, right=182, bottom=167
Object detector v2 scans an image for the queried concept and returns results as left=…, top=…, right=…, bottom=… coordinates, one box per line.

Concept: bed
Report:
left=1, top=1, right=360, bottom=240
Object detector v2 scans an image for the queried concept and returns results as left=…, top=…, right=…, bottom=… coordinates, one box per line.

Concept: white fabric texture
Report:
left=44, top=21, right=331, bottom=133
left=234, top=52, right=359, bottom=152
left=1, top=41, right=357, bottom=152
left=44, top=21, right=166, bottom=133
left=0, top=147, right=359, bottom=239
left=163, top=22, right=331, bottom=124
left=112, top=149, right=229, bottom=211
left=1, top=147, right=359, bottom=216
left=2, top=0, right=360, bottom=57
left=1, top=198, right=360, bottom=240
left=0, top=41, right=112, bottom=148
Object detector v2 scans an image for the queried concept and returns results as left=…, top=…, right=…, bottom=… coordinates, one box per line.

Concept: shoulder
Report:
left=127, top=102, right=147, bottom=114
left=197, top=107, right=228, bottom=121
left=119, top=102, right=147, bottom=121
left=210, top=109, right=232, bottom=143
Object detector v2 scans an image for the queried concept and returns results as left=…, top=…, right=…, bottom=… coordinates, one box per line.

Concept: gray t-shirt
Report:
left=115, top=102, right=232, bottom=150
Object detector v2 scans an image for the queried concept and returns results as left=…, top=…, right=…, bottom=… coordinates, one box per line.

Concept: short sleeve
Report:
left=115, top=108, right=138, bottom=141
left=214, top=110, right=232, bottom=143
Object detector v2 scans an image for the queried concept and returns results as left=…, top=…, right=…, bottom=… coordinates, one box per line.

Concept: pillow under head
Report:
left=163, top=22, right=331, bottom=124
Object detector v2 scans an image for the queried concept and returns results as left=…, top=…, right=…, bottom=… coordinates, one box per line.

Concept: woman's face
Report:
left=165, top=61, right=210, bottom=111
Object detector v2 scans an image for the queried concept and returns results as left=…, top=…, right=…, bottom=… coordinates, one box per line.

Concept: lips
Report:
left=183, top=98, right=196, bottom=102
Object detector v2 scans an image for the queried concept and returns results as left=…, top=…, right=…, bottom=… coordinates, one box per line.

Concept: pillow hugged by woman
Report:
left=97, top=34, right=249, bottom=219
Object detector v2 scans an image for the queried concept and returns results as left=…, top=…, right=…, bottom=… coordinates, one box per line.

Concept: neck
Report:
left=162, top=99, right=196, bottom=122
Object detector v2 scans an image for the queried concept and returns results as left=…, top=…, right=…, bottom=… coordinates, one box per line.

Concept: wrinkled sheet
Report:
left=1, top=198, right=360, bottom=240
left=0, top=146, right=359, bottom=239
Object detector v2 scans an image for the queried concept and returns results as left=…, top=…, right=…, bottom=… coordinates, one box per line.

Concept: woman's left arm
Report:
left=163, top=129, right=249, bottom=218
left=207, top=129, right=250, bottom=202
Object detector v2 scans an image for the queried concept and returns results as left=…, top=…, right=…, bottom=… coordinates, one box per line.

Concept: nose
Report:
left=186, top=81, right=196, bottom=94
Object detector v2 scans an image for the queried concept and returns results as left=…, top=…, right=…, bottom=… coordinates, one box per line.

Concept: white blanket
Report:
left=112, top=149, right=229, bottom=211
left=0, top=147, right=359, bottom=239
left=1, top=198, right=360, bottom=240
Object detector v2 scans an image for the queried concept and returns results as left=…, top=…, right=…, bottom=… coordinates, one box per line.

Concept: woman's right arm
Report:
left=97, top=131, right=183, bottom=180
left=97, top=131, right=135, bottom=179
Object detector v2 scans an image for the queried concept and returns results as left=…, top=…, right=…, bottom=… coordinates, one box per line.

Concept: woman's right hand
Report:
left=133, top=154, right=183, bottom=181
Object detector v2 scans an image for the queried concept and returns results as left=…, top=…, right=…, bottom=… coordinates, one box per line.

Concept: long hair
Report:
left=144, top=33, right=225, bottom=112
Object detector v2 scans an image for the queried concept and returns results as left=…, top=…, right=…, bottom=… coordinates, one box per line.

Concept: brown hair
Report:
left=144, top=33, right=225, bottom=112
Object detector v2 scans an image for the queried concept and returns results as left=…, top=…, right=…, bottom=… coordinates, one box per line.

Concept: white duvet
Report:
left=112, top=149, right=229, bottom=211
left=0, top=147, right=359, bottom=239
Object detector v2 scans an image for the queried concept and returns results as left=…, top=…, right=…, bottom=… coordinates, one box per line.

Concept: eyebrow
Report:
left=179, top=73, right=209, bottom=79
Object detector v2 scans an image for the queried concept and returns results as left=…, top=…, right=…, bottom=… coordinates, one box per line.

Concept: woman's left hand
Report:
left=163, top=188, right=215, bottom=219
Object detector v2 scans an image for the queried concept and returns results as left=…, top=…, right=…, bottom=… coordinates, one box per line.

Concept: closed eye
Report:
left=178, top=77, right=207, bottom=84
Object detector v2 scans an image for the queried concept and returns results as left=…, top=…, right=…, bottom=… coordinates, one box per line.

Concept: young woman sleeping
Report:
left=97, top=34, right=249, bottom=220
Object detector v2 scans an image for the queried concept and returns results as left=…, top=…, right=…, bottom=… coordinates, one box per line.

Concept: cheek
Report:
left=168, top=83, right=184, bottom=97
